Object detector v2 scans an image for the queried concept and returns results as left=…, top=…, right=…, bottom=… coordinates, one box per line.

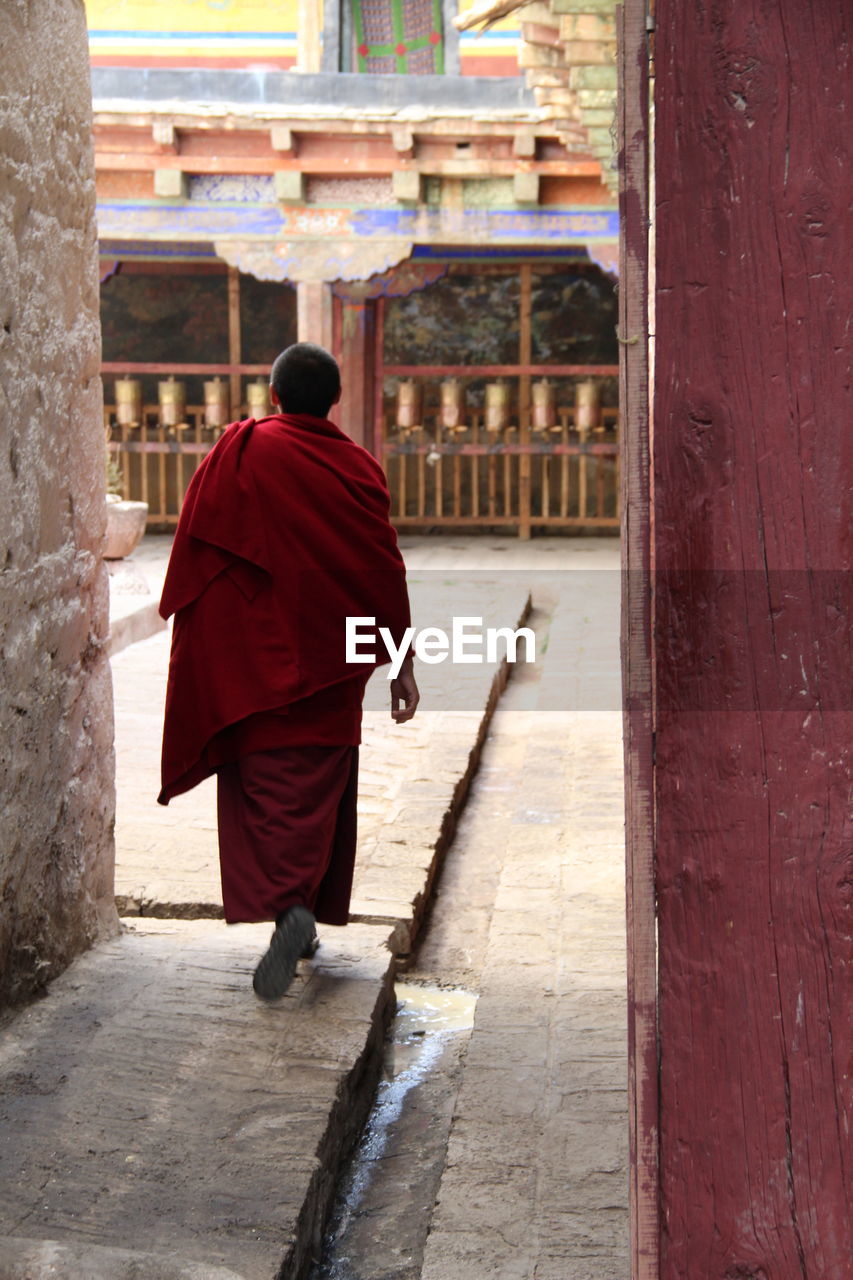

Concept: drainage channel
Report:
left=308, top=981, right=477, bottom=1280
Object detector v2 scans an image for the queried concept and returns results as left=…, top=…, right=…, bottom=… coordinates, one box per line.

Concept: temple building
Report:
left=92, top=1, right=620, bottom=535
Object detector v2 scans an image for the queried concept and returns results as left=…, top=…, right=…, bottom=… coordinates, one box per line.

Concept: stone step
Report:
left=0, top=920, right=394, bottom=1279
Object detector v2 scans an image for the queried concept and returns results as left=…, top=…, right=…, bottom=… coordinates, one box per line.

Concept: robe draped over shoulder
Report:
left=158, top=412, right=410, bottom=804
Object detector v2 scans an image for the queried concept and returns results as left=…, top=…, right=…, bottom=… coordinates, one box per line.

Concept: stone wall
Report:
left=0, top=0, right=118, bottom=1005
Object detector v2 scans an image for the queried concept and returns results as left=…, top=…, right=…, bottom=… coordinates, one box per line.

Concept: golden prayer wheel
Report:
left=203, top=376, right=230, bottom=428
left=114, top=378, right=142, bottom=426
left=532, top=378, right=557, bottom=432
left=246, top=379, right=271, bottom=418
left=575, top=379, right=601, bottom=436
left=158, top=375, right=186, bottom=427
left=485, top=380, right=511, bottom=433
left=439, top=378, right=466, bottom=431
left=396, top=380, right=422, bottom=429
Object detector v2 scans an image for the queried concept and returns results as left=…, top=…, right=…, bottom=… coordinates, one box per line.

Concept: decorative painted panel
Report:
left=531, top=267, right=618, bottom=365
left=384, top=271, right=521, bottom=366
left=85, top=0, right=519, bottom=76
left=86, top=0, right=298, bottom=68
left=101, top=268, right=229, bottom=402
left=100, top=267, right=296, bottom=399
left=353, top=0, right=445, bottom=74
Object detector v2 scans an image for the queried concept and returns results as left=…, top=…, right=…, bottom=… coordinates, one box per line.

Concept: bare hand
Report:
left=390, top=658, right=419, bottom=724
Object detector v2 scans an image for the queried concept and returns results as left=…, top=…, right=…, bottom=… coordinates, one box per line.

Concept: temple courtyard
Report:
left=0, top=535, right=627, bottom=1280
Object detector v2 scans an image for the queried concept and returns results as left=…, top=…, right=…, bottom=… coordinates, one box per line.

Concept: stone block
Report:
left=577, top=87, right=618, bottom=108
left=562, top=39, right=614, bottom=63
left=274, top=169, right=305, bottom=203
left=570, top=63, right=618, bottom=91
left=552, top=0, right=616, bottom=13
left=391, top=125, right=414, bottom=155
left=559, top=12, right=616, bottom=40
left=392, top=169, right=423, bottom=205
left=151, top=120, right=176, bottom=149
left=103, top=498, right=148, bottom=560
left=586, top=126, right=615, bottom=149
left=519, top=42, right=563, bottom=69
left=513, top=171, right=540, bottom=206
left=270, top=123, right=294, bottom=153
left=513, top=129, right=537, bottom=158
left=583, top=107, right=617, bottom=126
left=153, top=167, right=188, bottom=198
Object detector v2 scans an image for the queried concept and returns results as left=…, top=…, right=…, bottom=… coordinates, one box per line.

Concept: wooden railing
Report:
left=380, top=407, right=620, bottom=535
left=105, top=406, right=218, bottom=526
left=105, top=400, right=620, bottom=535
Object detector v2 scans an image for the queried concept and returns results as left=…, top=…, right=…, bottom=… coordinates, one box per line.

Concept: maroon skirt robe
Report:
left=216, top=745, right=359, bottom=926
left=207, top=675, right=368, bottom=925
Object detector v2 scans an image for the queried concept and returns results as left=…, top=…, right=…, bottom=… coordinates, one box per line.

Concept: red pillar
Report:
left=337, top=298, right=376, bottom=454
left=296, top=281, right=333, bottom=349
left=644, top=1, right=851, bottom=1274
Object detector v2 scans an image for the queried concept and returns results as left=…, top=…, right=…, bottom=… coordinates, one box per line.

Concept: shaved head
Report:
left=270, top=343, right=341, bottom=418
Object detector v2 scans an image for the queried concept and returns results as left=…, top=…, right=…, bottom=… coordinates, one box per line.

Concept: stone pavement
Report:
left=418, top=563, right=629, bottom=1279
left=0, top=919, right=394, bottom=1280
left=0, top=535, right=627, bottom=1279
left=110, top=538, right=532, bottom=955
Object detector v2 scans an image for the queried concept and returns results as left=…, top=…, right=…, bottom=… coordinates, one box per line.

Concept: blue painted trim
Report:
left=411, top=245, right=589, bottom=260
left=96, top=201, right=619, bottom=243
left=99, top=239, right=218, bottom=259
left=349, top=208, right=620, bottom=239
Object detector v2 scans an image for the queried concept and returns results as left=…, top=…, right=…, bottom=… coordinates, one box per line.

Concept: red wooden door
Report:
left=622, top=1, right=851, bottom=1275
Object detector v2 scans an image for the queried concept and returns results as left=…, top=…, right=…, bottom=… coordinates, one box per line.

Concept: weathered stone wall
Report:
left=0, top=0, right=118, bottom=1005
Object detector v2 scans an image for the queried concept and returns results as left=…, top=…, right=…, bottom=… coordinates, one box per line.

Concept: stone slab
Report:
left=107, top=543, right=169, bottom=656
left=0, top=919, right=395, bottom=1280
left=419, top=550, right=630, bottom=1280
left=0, top=1238, right=245, bottom=1280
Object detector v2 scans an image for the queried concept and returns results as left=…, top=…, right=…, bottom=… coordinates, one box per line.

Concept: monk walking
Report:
left=157, top=343, right=418, bottom=1000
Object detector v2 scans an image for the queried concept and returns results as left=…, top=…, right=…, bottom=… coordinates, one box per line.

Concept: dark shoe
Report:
left=253, top=906, right=315, bottom=1001
left=275, top=911, right=319, bottom=960
left=301, top=931, right=320, bottom=959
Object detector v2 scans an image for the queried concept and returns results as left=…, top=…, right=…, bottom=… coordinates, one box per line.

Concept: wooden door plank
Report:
left=618, top=4, right=658, bottom=1278
left=653, top=2, right=851, bottom=1273
left=519, top=264, right=533, bottom=539
left=227, top=267, right=242, bottom=418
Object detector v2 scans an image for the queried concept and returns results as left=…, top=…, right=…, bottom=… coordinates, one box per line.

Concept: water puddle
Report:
left=310, top=981, right=477, bottom=1280
left=388, top=981, right=478, bottom=1076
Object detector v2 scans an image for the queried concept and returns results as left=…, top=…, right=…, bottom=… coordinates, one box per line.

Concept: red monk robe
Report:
left=158, top=411, right=411, bottom=927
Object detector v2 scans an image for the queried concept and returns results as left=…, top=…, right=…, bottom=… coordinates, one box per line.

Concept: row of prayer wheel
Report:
left=113, top=376, right=272, bottom=427
left=395, top=378, right=603, bottom=433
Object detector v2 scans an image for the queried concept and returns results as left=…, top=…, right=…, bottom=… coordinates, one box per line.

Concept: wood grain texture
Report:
left=227, top=266, right=241, bottom=416
left=653, top=2, right=851, bottom=1275
left=618, top=3, right=658, bottom=1277
left=519, top=263, right=534, bottom=539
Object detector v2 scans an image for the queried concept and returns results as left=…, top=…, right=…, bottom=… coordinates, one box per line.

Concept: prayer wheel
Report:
left=575, top=379, right=601, bottom=436
left=114, top=378, right=142, bottom=426
left=485, top=380, right=511, bottom=433
left=532, top=378, right=557, bottom=431
left=158, top=375, right=186, bottom=427
left=396, top=380, right=422, bottom=429
left=203, top=376, right=230, bottom=428
left=247, top=379, right=271, bottom=418
left=440, top=378, right=466, bottom=431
